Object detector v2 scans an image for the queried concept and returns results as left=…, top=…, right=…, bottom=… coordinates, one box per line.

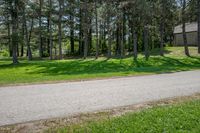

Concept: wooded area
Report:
left=0, top=0, right=199, bottom=64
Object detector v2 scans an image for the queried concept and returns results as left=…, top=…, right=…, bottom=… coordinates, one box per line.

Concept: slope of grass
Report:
left=0, top=47, right=200, bottom=86
left=51, top=99, right=200, bottom=133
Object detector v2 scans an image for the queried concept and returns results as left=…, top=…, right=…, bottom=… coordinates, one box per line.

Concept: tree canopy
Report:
left=0, top=0, right=199, bottom=64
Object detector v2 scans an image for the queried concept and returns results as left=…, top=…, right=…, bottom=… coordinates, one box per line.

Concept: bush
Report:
left=42, top=51, right=50, bottom=57
left=0, top=50, right=9, bottom=57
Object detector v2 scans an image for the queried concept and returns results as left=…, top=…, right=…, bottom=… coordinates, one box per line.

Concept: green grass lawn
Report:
left=0, top=47, right=200, bottom=86
left=50, top=99, right=200, bottom=133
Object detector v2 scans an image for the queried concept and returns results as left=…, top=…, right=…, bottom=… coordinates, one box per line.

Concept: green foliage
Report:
left=0, top=47, right=199, bottom=86
left=42, top=51, right=50, bottom=57
left=0, top=49, right=9, bottom=57
left=187, top=0, right=198, bottom=22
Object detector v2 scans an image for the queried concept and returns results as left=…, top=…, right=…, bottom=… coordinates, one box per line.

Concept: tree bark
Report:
left=107, top=18, right=111, bottom=58
left=58, top=0, right=63, bottom=59
left=39, top=0, right=43, bottom=58
left=47, top=15, right=50, bottom=55
left=182, top=0, right=190, bottom=56
left=23, top=8, right=32, bottom=60
left=10, top=0, right=19, bottom=64
left=128, top=18, right=132, bottom=53
left=133, top=30, right=137, bottom=60
left=107, top=4, right=111, bottom=58
left=159, top=0, right=165, bottom=56
left=122, top=9, right=126, bottom=54
left=99, top=20, right=103, bottom=54
left=102, top=22, right=106, bottom=54
left=28, top=19, right=34, bottom=60
left=83, top=1, right=88, bottom=59
left=160, top=20, right=164, bottom=56
left=21, top=23, right=24, bottom=57
left=79, top=2, right=83, bottom=56
left=95, top=0, right=99, bottom=59
left=49, top=0, right=53, bottom=60
left=120, top=23, right=124, bottom=58
left=88, top=18, right=92, bottom=53
left=198, top=0, right=200, bottom=54
left=7, top=15, right=12, bottom=57
left=99, top=20, right=102, bottom=54
left=70, top=24, right=74, bottom=54
left=17, top=15, right=19, bottom=57
left=144, top=26, right=149, bottom=61
left=116, top=23, right=120, bottom=56
left=70, top=1, right=75, bottom=54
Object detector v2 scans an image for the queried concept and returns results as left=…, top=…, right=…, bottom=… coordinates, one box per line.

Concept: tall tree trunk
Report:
left=95, top=0, right=99, bottom=59
left=70, top=25, right=75, bottom=55
left=120, top=24, right=124, bottom=58
left=116, top=23, right=120, bottom=56
left=99, top=20, right=103, bottom=54
left=7, top=15, right=12, bottom=57
left=21, top=23, right=24, bottom=57
left=70, top=0, right=74, bottom=54
left=182, top=0, right=190, bottom=56
left=88, top=21, right=92, bottom=53
left=102, top=22, right=106, bottom=54
left=11, top=0, right=19, bottom=64
left=128, top=18, right=132, bottom=53
left=58, top=0, right=63, bottom=59
left=83, top=1, right=88, bottom=59
left=79, top=2, right=83, bottom=56
left=133, top=30, right=138, bottom=60
left=122, top=9, right=126, bottom=54
left=28, top=19, right=34, bottom=44
left=49, top=0, right=53, bottom=60
left=39, top=0, right=43, bottom=58
left=128, top=32, right=131, bottom=52
left=160, top=20, right=164, bottom=56
left=17, top=43, right=19, bottom=57
left=47, top=16, right=50, bottom=55
left=144, top=26, right=149, bottom=61
left=28, top=19, right=34, bottom=60
left=17, top=17, right=19, bottom=57
left=23, top=8, right=32, bottom=60
left=54, top=46, right=57, bottom=59
left=160, top=1, right=165, bottom=56
left=107, top=18, right=111, bottom=58
left=198, top=0, right=200, bottom=54
left=106, top=4, right=111, bottom=58
left=83, top=32, right=88, bottom=59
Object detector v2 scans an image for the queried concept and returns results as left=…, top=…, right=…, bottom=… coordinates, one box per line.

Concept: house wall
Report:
left=174, top=31, right=197, bottom=46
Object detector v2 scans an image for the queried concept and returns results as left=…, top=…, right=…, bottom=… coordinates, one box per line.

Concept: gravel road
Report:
left=0, top=70, right=200, bottom=126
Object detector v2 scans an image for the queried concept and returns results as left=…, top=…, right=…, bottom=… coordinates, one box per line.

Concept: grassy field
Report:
left=52, top=99, right=200, bottom=133
left=0, top=47, right=200, bottom=86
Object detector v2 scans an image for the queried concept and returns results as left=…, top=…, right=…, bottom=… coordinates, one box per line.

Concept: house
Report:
left=173, top=22, right=198, bottom=46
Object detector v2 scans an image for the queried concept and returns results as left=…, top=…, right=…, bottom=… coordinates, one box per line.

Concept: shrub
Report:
left=0, top=50, right=9, bottom=57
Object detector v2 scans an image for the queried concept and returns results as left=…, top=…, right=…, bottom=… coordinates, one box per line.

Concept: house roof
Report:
left=174, top=22, right=197, bottom=34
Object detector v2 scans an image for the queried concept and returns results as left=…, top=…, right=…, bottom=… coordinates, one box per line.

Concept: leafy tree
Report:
left=0, top=0, right=198, bottom=63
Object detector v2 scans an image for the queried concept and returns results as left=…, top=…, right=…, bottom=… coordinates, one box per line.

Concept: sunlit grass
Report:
left=52, top=99, right=200, bottom=133
left=0, top=47, right=200, bottom=86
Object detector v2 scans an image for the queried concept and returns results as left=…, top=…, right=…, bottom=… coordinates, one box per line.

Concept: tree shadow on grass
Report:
left=141, top=48, right=172, bottom=56
left=20, top=56, right=200, bottom=77
left=0, top=55, right=200, bottom=78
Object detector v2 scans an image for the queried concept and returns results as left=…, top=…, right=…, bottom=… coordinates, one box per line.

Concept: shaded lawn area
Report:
left=0, top=47, right=200, bottom=86
left=53, top=99, right=200, bottom=133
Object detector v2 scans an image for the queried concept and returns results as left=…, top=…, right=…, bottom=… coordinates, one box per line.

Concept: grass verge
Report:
left=0, top=47, right=200, bottom=86
left=51, top=94, right=200, bottom=133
